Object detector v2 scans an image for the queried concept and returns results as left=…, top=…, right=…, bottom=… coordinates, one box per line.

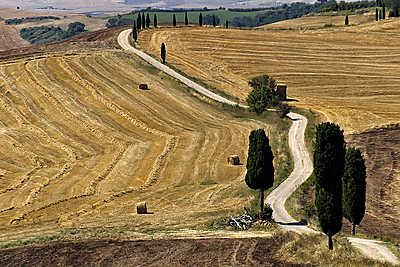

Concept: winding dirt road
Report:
left=118, top=29, right=399, bottom=265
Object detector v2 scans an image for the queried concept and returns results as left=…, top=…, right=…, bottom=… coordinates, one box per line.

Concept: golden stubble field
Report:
left=0, top=39, right=293, bottom=241
left=138, top=17, right=400, bottom=132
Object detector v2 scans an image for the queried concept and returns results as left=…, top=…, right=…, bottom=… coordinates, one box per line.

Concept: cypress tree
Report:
left=343, top=147, right=366, bottom=236
left=376, top=8, right=379, bottom=21
left=379, top=9, right=382, bottom=20
left=225, top=20, right=229, bottom=29
left=314, top=122, right=345, bottom=250
left=161, top=43, right=166, bottom=64
left=245, top=129, right=274, bottom=216
left=173, top=14, right=177, bottom=27
left=345, top=15, right=349, bottom=25
left=212, top=15, right=216, bottom=27
left=137, top=13, right=142, bottom=30
left=132, top=21, right=138, bottom=42
left=185, top=11, right=189, bottom=25
left=142, top=13, right=146, bottom=28
left=146, top=13, right=151, bottom=28
left=393, top=0, right=400, bottom=17
left=383, top=4, right=386, bottom=19
left=154, top=14, right=158, bottom=28
left=199, top=13, right=203, bottom=26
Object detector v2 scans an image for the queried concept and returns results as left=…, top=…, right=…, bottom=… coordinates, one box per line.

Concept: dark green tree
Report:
left=199, top=13, right=203, bottom=26
left=314, top=122, right=345, bottom=250
left=379, top=9, right=382, bottom=19
left=161, top=43, right=166, bottom=64
left=132, top=21, right=138, bottom=42
left=345, top=15, right=349, bottom=25
left=246, top=75, right=277, bottom=115
left=245, top=129, right=274, bottom=215
left=212, top=15, right=216, bottom=27
left=142, top=13, right=146, bottom=28
left=137, top=13, right=142, bottom=30
left=185, top=11, right=189, bottom=25
left=225, top=20, right=229, bottom=29
left=342, top=147, right=366, bottom=236
left=393, top=0, right=400, bottom=17
left=173, top=14, right=177, bottom=27
left=154, top=14, right=158, bottom=28
left=376, top=8, right=379, bottom=21
left=383, top=4, right=386, bottom=19
left=146, top=13, right=151, bottom=28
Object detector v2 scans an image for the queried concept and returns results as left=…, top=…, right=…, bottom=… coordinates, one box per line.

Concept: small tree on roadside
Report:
left=245, top=129, right=274, bottom=216
left=161, top=43, right=166, bottom=64
left=225, top=20, right=229, bottom=29
left=212, top=15, right=217, bottom=27
left=383, top=4, right=386, bottom=19
left=345, top=15, right=349, bottom=25
left=173, top=14, right=177, bottom=27
left=314, top=122, right=345, bottom=250
left=199, top=13, right=203, bottom=26
left=154, top=14, right=158, bottom=28
left=132, top=21, right=138, bottom=42
left=146, top=13, right=151, bottom=28
left=142, top=13, right=146, bottom=28
left=185, top=11, right=189, bottom=25
left=342, top=147, right=366, bottom=236
left=376, top=8, right=379, bottom=21
left=246, top=75, right=277, bottom=115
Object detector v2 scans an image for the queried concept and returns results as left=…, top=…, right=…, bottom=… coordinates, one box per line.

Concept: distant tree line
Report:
left=5, top=16, right=60, bottom=25
left=20, top=22, right=86, bottom=45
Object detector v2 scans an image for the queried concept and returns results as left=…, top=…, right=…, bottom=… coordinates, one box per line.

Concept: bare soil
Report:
left=0, top=237, right=300, bottom=267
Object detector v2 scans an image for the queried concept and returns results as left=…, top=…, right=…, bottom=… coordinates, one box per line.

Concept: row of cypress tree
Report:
left=314, top=122, right=366, bottom=250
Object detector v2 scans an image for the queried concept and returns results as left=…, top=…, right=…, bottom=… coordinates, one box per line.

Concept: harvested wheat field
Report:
left=0, top=32, right=293, bottom=241
left=138, top=19, right=400, bottom=132
left=262, top=13, right=375, bottom=30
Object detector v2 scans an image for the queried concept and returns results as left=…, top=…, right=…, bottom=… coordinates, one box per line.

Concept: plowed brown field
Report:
left=0, top=36, right=292, bottom=241
left=138, top=19, right=400, bottom=132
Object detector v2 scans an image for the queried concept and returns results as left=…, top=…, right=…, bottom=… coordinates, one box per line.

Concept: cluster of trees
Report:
left=5, top=16, right=60, bottom=25
left=314, top=123, right=366, bottom=249
left=246, top=75, right=281, bottom=115
left=20, top=22, right=86, bottom=45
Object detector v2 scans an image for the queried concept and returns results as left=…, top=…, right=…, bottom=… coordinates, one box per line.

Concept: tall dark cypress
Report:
left=173, top=14, right=177, bottom=27
left=212, top=15, right=216, bottom=27
left=393, top=0, right=400, bottom=17
left=314, top=122, right=345, bottom=250
left=132, top=21, right=138, bottom=42
left=142, top=13, right=146, bottom=28
left=154, top=14, right=158, bottom=28
left=343, top=147, right=366, bottom=236
left=199, top=13, right=203, bottom=26
left=376, top=8, right=379, bottom=21
left=245, top=129, right=274, bottom=215
left=137, top=13, right=142, bottom=30
left=161, top=43, right=166, bottom=64
left=185, top=11, right=189, bottom=25
left=146, top=13, right=151, bottom=28
left=379, top=9, right=382, bottom=20
left=225, top=20, right=229, bottom=29
left=345, top=15, right=349, bottom=25
left=383, top=4, right=386, bottom=19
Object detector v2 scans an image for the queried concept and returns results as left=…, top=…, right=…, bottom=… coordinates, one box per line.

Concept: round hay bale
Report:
left=139, top=84, right=149, bottom=90
left=136, top=202, right=147, bottom=214
left=227, top=155, right=240, bottom=165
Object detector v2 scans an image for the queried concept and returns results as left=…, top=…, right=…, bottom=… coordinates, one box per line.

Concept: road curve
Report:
left=118, top=29, right=246, bottom=108
left=118, top=29, right=399, bottom=265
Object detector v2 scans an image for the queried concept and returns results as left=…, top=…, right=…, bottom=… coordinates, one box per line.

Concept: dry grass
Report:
left=0, top=36, right=293, bottom=242
left=138, top=17, right=400, bottom=132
